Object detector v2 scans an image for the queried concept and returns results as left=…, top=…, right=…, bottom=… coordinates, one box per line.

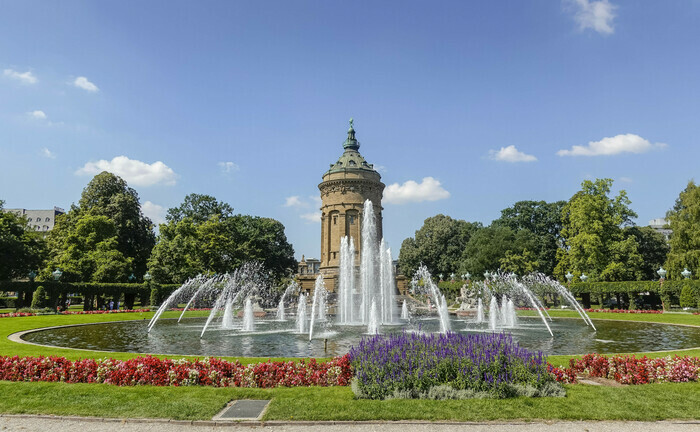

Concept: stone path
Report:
left=1, top=416, right=699, bottom=432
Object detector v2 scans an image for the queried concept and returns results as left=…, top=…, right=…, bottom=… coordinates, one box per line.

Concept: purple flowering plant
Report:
left=348, top=331, right=554, bottom=399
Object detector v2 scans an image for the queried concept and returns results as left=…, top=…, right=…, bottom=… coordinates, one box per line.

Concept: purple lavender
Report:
left=348, top=331, right=553, bottom=399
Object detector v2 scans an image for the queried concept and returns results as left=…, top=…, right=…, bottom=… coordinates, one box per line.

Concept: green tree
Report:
left=665, top=181, right=700, bottom=279
left=78, top=172, right=155, bottom=278
left=459, top=226, right=537, bottom=277
left=148, top=197, right=296, bottom=284
left=624, top=226, right=669, bottom=280
left=398, top=215, right=481, bottom=277
left=166, top=193, right=234, bottom=224
left=492, top=200, right=565, bottom=275
left=554, top=178, right=643, bottom=282
left=43, top=214, right=131, bottom=282
left=0, top=200, right=47, bottom=280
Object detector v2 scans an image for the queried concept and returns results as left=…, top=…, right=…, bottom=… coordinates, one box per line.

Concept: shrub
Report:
left=679, top=285, right=698, bottom=309
left=30, top=286, right=48, bottom=309
left=348, top=331, right=559, bottom=400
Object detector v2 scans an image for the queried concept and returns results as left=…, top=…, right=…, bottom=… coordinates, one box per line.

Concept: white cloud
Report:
left=28, top=110, right=47, bottom=120
left=284, top=196, right=305, bottom=208
left=567, top=0, right=617, bottom=35
left=3, top=69, right=37, bottom=84
left=557, top=133, right=666, bottom=157
left=383, top=177, right=450, bottom=205
left=142, top=201, right=167, bottom=226
left=300, top=212, right=321, bottom=223
left=76, top=155, right=177, bottom=186
left=310, top=196, right=322, bottom=207
left=619, top=176, right=633, bottom=183
left=73, top=76, right=99, bottom=92
left=489, top=145, right=537, bottom=163
left=40, top=147, right=56, bottom=159
left=218, top=161, right=239, bottom=173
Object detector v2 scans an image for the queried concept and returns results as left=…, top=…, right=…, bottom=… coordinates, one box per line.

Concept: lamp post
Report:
left=450, top=273, right=455, bottom=282
left=657, top=267, right=667, bottom=311
left=682, top=268, right=692, bottom=280
left=565, top=272, right=574, bottom=286
left=439, top=273, right=444, bottom=282
left=579, top=273, right=590, bottom=308
left=144, top=272, right=152, bottom=282
left=52, top=268, right=63, bottom=313
left=483, top=271, right=490, bottom=281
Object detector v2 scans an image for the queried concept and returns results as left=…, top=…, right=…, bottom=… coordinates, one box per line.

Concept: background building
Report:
left=649, top=218, right=672, bottom=241
left=3, top=207, right=65, bottom=234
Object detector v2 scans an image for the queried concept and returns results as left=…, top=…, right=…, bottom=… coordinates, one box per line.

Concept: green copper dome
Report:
left=326, top=119, right=380, bottom=176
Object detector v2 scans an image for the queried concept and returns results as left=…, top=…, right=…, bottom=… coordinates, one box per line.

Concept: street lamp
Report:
left=128, top=273, right=136, bottom=283
left=565, top=272, right=574, bottom=283
left=439, top=273, right=444, bottom=281
left=52, top=268, right=63, bottom=281
left=579, top=273, right=588, bottom=283
left=681, top=268, right=692, bottom=280
left=464, top=272, right=471, bottom=281
left=483, top=271, right=490, bottom=280
left=144, top=272, right=152, bottom=281
left=28, top=270, right=37, bottom=281
left=657, top=267, right=667, bottom=311
left=450, top=273, right=455, bottom=281
left=657, top=267, right=667, bottom=281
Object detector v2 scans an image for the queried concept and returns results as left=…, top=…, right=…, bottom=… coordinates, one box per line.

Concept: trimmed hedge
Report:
left=0, top=281, right=180, bottom=311
left=569, top=280, right=700, bottom=310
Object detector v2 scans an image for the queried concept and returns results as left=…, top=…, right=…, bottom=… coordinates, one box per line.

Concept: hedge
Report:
left=0, top=281, right=180, bottom=311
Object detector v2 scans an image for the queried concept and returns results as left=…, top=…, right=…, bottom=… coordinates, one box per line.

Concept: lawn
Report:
left=0, top=310, right=698, bottom=421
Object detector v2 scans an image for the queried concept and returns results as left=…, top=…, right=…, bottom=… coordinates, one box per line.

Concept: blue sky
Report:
left=1, top=0, right=699, bottom=260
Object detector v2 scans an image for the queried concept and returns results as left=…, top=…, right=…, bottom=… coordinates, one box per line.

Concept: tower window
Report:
left=349, top=215, right=355, bottom=224
left=333, top=216, right=337, bottom=225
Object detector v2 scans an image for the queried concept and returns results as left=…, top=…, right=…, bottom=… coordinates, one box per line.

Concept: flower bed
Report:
left=583, top=309, right=663, bottom=314
left=548, top=353, right=700, bottom=385
left=0, top=307, right=216, bottom=318
left=0, top=355, right=352, bottom=388
left=348, top=331, right=562, bottom=400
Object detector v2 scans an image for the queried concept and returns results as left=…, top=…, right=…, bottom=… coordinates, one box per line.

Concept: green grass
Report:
left=0, top=310, right=699, bottom=421
left=0, top=381, right=698, bottom=421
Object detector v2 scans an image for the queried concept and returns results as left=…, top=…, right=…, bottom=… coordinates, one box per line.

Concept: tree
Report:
left=166, top=193, right=234, bottom=224
left=492, top=200, right=566, bottom=275
left=148, top=196, right=296, bottom=284
left=398, top=215, right=481, bottom=278
left=554, top=178, right=643, bottom=282
left=459, top=226, right=537, bottom=277
left=665, top=181, right=700, bottom=279
left=624, top=226, right=669, bottom=280
left=0, top=200, right=47, bottom=280
left=78, top=172, right=155, bottom=278
left=42, top=214, right=131, bottom=282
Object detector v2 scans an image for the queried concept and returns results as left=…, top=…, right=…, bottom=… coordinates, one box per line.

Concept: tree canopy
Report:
left=166, top=193, right=234, bottom=224
left=148, top=196, right=296, bottom=283
left=0, top=200, right=46, bottom=280
left=492, top=200, right=566, bottom=275
left=398, top=214, right=481, bottom=278
left=43, top=172, right=155, bottom=281
left=665, top=181, right=700, bottom=279
left=554, top=178, right=643, bottom=282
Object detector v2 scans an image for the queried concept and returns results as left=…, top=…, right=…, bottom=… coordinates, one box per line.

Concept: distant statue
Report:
left=349, top=118, right=354, bottom=128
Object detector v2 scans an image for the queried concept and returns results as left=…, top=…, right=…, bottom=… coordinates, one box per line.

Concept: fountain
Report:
left=401, top=299, right=409, bottom=320
left=309, top=275, right=327, bottom=340
left=242, top=298, right=255, bottom=331
left=337, top=200, right=397, bottom=328
left=276, top=281, right=298, bottom=321
left=296, top=293, right=307, bottom=334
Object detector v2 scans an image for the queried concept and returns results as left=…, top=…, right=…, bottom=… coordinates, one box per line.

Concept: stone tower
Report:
left=319, top=120, right=385, bottom=281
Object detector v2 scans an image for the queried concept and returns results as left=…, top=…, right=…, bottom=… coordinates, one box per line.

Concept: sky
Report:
left=1, top=0, right=699, bottom=260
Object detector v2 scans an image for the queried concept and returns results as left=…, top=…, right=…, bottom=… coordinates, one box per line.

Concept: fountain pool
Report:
left=21, top=315, right=700, bottom=357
